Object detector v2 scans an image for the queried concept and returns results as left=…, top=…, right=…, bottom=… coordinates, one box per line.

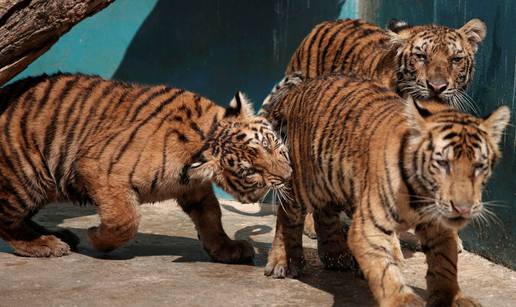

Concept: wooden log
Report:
left=0, top=0, right=115, bottom=86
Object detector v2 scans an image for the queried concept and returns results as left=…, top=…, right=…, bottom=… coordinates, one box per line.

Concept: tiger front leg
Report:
left=264, top=196, right=305, bottom=279
left=416, top=223, right=482, bottom=307
left=348, top=202, right=424, bottom=307
left=178, top=184, right=254, bottom=264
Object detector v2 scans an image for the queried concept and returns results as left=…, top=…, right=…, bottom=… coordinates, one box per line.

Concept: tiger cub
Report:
left=262, top=74, right=509, bottom=307
left=0, top=73, right=291, bottom=263
left=283, top=17, right=486, bottom=240
left=286, top=18, right=486, bottom=106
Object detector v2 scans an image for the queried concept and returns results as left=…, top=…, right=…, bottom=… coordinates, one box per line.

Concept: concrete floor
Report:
left=0, top=200, right=515, bottom=307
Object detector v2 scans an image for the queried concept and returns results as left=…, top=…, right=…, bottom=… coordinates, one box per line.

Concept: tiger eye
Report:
left=415, top=53, right=427, bottom=62
left=451, top=56, right=463, bottom=64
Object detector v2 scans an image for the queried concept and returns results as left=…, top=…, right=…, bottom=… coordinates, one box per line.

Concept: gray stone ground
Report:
left=0, top=200, right=515, bottom=307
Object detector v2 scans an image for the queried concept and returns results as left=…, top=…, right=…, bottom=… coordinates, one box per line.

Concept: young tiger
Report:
left=262, top=74, right=509, bottom=307
left=284, top=17, right=486, bottom=240
left=286, top=18, right=486, bottom=106
left=0, top=73, right=291, bottom=263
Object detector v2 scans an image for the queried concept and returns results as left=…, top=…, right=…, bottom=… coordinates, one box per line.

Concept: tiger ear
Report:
left=458, top=18, right=486, bottom=53
left=224, top=91, right=255, bottom=118
left=482, top=105, right=510, bottom=146
left=386, top=19, right=411, bottom=33
left=404, top=96, right=431, bottom=131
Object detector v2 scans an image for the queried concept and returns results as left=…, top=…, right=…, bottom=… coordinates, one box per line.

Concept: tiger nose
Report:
left=451, top=201, right=471, bottom=217
left=427, top=80, right=448, bottom=94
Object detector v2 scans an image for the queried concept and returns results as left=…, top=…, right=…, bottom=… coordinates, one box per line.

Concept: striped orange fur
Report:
left=285, top=18, right=486, bottom=108
left=0, top=73, right=291, bottom=262
left=262, top=74, right=509, bottom=307
left=282, top=17, right=487, bottom=240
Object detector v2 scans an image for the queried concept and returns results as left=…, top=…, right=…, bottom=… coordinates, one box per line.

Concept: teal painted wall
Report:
left=362, top=0, right=516, bottom=268
left=14, top=0, right=158, bottom=80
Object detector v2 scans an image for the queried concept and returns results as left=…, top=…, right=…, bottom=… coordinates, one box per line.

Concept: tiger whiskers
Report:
left=473, top=202, right=505, bottom=230
left=269, top=183, right=294, bottom=218
left=451, top=90, right=479, bottom=114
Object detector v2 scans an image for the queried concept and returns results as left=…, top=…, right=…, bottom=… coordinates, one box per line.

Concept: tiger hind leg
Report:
left=0, top=204, right=71, bottom=257
left=0, top=222, right=71, bottom=257
left=313, top=204, right=357, bottom=271
left=24, top=218, right=80, bottom=250
left=0, top=187, right=72, bottom=257
left=178, top=184, right=254, bottom=264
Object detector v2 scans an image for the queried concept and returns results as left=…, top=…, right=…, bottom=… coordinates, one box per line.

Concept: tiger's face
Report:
left=205, top=92, right=291, bottom=203
left=391, top=19, right=486, bottom=108
left=406, top=98, right=510, bottom=229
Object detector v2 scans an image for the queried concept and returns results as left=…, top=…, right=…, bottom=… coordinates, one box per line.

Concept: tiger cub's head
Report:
left=201, top=92, right=291, bottom=203
left=404, top=97, right=510, bottom=229
left=388, top=19, right=486, bottom=108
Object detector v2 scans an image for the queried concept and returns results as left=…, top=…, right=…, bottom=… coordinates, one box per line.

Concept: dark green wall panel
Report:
left=112, top=0, right=346, bottom=105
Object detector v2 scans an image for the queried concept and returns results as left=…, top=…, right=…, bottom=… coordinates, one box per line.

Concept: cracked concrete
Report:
left=0, top=200, right=515, bottom=306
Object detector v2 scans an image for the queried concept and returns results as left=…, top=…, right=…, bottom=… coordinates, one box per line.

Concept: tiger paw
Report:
left=12, top=235, right=71, bottom=257
left=319, top=250, right=358, bottom=271
left=264, top=252, right=304, bottom=278
left=384, top=292, right=425, bottom=307
left=206, top=239, right=255, bottom=264
left=453, top=295, right=482, bottom=307
left=53, top=229, right=80, bottom=250
left=88, top=226, right=117, bottom=253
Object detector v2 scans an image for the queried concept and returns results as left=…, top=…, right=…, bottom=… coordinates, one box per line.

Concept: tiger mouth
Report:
left=444, top=215, right=470, bottom=228
left=447, top=216, right=468, bottom=222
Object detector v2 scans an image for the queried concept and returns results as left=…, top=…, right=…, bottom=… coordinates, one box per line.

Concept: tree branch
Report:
left=0, top=0, right=115, bottom=86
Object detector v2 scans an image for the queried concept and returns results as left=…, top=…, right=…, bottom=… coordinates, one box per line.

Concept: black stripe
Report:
left=90, top=88, right=126, bottom=134
left=338, top=30, right=376, bottom=73
left=190, top=122, right=205, bottom=139
left=194, top=95, right=203, bottom=117
left=315, top=23, right=333, bottom=76
left=76, top=83, right=119, bottom=148
left=33, top=77, right=59, bottom=121
left=42, top=78, right=78, bottom=160
left=120, top=86, right=156, bottom=122
left=305, top=23, right=328, bottom=77
left=128, top=149, right=145, bottom=189
left=109, top=89, right=185, bottom=174
left=319, top=21, right=349, bottom=74
left=128, top=87, right=171, bottom=122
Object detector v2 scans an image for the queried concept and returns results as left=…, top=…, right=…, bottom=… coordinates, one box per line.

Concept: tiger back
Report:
left=285, top=18, right=487, bottom=106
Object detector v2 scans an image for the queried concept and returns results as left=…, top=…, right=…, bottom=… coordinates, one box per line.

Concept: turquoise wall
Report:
left=14, top=0, right=158, bottom=80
